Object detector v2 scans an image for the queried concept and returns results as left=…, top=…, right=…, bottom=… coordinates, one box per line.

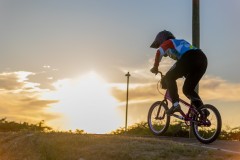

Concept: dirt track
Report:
left=155, top=136, right=240, bottom=155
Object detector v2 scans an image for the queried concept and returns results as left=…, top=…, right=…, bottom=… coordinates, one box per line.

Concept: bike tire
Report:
left=191, top=104, right=222, bottom=144
left=148, top=101, right=170, bottom=136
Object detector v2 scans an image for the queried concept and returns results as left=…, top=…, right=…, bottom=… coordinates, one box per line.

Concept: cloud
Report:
left=0, top=72, right=25, bottom=90
left=116, top=102, right=152, bottom=126
left=200, top=76, right=240, bottom=102
left=111, top=83, right=160, bottom=103
left=115, top=57, right=176, bottom=84
left=0, top=71, right=59, bottom=123
left=111, top=75, right=240, bottom=105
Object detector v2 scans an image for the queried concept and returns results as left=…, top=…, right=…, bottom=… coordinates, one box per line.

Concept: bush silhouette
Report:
left=0, top=118, right=52, bottom=132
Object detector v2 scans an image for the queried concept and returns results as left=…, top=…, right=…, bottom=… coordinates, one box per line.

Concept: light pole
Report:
left=125, top=72, right=131, bottom=132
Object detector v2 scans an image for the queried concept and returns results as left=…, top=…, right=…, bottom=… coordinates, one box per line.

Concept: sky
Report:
left=0, top=0, right=240, bottom=133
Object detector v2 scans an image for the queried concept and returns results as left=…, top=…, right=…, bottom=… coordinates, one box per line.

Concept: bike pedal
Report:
left=172, top=114, right=184, bottom=120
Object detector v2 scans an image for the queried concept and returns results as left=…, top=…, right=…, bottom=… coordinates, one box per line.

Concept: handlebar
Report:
left=157, top=71, right=164, bottom=78
left=156, top=71, right=166, bottom=95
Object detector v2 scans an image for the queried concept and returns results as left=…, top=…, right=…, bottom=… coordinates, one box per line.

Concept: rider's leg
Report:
left=182, top=50, right=208, bottom=117
left=183, top=73, right=204, bottom=108
left=164, top=64, right=184, bottom=114
left=183, top=73, right=210, bottom=117
left=164, top=69, right=179, bottom=104
left=182, top=50, right=208, bottom=109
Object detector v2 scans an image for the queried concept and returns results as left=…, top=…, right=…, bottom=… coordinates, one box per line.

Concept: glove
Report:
left=161, top=77, right=168, bottom=89
left=150, top=67, right=158, bottom=74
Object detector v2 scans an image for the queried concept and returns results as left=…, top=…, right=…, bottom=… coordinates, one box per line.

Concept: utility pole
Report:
left=190, top=0, right=200, bottom=138
left=125, top=72, right=131, bottom=132
left=192, top=0, right=200, bottom=93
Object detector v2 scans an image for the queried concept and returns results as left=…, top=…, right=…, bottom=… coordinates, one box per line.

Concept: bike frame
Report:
left=162, top=89, right=212, bottom=127
left=163, top=90, right=197, bottom=123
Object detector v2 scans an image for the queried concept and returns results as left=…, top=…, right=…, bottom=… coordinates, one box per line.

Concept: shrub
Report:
left=0, top=118, right=52, bottom=132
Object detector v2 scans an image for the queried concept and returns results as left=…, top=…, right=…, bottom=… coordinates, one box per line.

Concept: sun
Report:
left=45, top=71, right=122, bottom=133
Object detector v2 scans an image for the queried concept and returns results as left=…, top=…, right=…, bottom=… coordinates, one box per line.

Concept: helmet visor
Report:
left=150, top=40, right=160, bottom=49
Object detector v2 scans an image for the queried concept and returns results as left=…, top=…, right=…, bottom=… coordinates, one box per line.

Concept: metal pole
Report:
left=192, top=0, right=200, bottom=93
left=190, top=0, right=200, bottom=138
left=125, top=72, right=130, bottom=132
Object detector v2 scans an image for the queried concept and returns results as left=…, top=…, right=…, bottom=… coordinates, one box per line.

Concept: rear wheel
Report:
left=148, top=101, right=170, bottom=135
left=191, top=104, right=222, bottom=144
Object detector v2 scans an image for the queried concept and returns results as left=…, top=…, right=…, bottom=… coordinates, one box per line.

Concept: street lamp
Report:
left=125, top=72, right=131, bottom=132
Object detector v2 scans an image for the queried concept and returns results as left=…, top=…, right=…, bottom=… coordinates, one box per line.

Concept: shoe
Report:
left=199, top=108, right=210, bottom=119
left=166, top=104, right=181, bottom=115
left=203, top=109, right=210, bottom=117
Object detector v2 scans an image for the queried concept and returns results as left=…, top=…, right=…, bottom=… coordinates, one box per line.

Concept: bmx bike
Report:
left=147, top=71, right=222, bottom=144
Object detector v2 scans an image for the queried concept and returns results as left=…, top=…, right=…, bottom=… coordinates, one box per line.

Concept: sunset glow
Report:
left=45, top=71, right=122, bottom=133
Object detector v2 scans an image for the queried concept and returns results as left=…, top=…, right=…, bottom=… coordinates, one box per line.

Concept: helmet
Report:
left=150, top=30, right=175, bottom=48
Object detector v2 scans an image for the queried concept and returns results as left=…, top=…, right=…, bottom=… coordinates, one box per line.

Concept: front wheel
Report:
left=148, top=101, right=170, bottom=136
left=191, top=104, right=222, bottom=144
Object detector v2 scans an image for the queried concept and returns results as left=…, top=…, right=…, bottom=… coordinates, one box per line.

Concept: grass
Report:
left=0, top=119, right=240, bottom=159
left=111, top=121, right=240, bottom=141
left=0, top=132, right=239, bottom=160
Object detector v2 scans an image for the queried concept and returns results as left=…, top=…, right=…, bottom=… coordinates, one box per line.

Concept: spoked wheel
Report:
left=191, top=104, right=222, bottom=144
left=148, top=101, right=170, bottom=135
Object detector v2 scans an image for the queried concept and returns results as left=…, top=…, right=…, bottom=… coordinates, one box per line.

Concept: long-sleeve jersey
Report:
left=154, top=39, right=197, bottom=67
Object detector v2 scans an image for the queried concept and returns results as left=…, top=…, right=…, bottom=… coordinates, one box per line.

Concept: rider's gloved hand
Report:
left=150, top=66, right=158, bottom=75
left=161, top=77, right=168, bottom=89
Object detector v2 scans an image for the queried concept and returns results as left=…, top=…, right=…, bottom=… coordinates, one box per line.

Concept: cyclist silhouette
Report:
left=150, top=30, right=208, bottom=116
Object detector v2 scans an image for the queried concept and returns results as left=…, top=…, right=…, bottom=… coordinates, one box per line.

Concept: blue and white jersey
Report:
left=158, top=39, right=197, bottom=60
